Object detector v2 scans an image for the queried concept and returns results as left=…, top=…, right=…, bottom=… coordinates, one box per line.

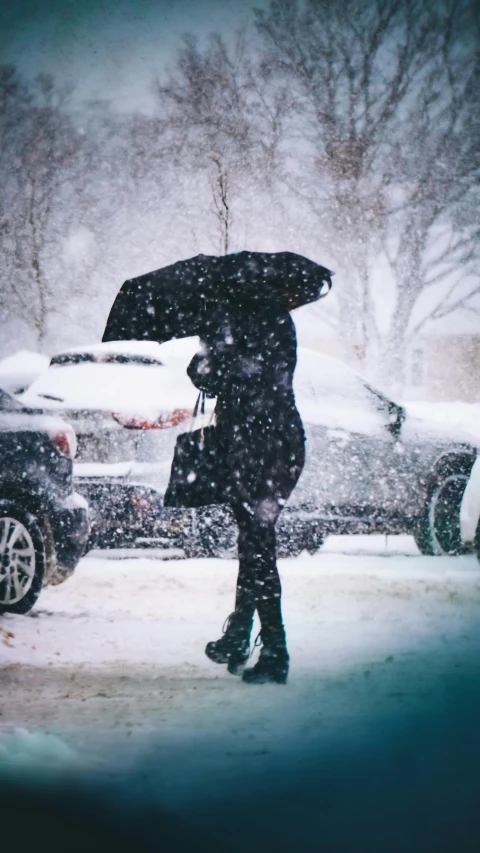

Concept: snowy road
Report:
left=2, top=535, right=480, bottom=744
left=2, top=536, right=480, bottom=851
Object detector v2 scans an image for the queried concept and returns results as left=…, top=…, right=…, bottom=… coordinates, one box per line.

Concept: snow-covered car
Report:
left=460, top=456, right=480, bottom=560
left=20, top=343, right=477, bottom=557
left=19, top=339, right=200, bottom=549
left=0, top=388, right=89, bottom=615
left=0, top=350, right=50, bottom=394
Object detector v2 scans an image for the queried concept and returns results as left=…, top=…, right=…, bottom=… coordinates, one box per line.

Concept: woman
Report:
left=187, top=287, right=306, bottom=684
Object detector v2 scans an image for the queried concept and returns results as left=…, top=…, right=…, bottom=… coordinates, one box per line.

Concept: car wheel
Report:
left=0, top=500, right=46, bottom=615
left=474, top=519, right=480, bottom=564
left=414, top=467, right=471, bottom=556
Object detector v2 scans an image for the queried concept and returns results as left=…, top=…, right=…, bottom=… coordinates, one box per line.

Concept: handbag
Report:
left=163, top=393, right=225, bottom=508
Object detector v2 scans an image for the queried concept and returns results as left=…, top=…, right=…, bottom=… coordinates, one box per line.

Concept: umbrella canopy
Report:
left=102, top=252, right=332, bottom=344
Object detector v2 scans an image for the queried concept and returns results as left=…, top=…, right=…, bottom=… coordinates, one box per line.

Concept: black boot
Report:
left=242, top=642, right=289, bottom=684
left=242, top=603, right=289, bottom=685
left=205, top=610, right=254, bottom=675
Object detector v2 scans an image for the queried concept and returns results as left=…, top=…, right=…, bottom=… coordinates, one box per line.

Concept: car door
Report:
left=292, top=351, right=415, bottom=521
left=336, top=383, right=416, bottom=518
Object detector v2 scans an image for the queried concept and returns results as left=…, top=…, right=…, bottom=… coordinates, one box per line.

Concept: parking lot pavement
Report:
left=1, top=534, right=479, bottom=737
left=2, top=536, right=480, bottom=851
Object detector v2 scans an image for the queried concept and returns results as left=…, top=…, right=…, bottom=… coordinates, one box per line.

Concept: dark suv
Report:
left=0, top=387, right=89, bottom=615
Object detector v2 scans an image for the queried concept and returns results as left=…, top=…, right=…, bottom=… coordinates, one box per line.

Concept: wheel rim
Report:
left=0, top=517, right=36, bottom=605
left=429, top=474, right=468, bottom=555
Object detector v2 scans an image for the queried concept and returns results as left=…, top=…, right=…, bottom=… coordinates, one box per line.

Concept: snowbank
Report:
left=0, top=729, right=76, bottom=774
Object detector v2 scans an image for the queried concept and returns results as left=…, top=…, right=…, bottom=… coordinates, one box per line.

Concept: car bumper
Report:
left=74, top=478, right=170, bottom=546
left=49, top=492, right=90, bottom=569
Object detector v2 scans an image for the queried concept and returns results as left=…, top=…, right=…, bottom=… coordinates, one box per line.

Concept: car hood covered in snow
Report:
left=401, top=411, right=479, bottom=450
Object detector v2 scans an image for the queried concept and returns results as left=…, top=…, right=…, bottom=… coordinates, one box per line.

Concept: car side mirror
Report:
left=386, top=403, right=406, bottom=437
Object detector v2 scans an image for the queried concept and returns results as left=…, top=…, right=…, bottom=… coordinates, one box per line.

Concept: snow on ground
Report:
left=0, top=728, right=77, bottom=773
left=2, top=536, right=480, bottom=851
left=2, top=535, right=479, bottom=676
left=1, top=536, right=480, bottom=771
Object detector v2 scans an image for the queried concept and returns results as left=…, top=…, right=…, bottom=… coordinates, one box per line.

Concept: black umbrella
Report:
left=102, top=251, right=332, bottom=344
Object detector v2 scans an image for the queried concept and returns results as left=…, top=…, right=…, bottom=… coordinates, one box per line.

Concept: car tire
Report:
left=0, top=500, right=46, bottom=615
left=414, top=463, right=471, bottom=556
left=474, top=519, right=480, bottom=564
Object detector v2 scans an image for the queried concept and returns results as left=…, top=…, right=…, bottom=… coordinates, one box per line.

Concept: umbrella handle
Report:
left=318, top=273, right=333, bottom=298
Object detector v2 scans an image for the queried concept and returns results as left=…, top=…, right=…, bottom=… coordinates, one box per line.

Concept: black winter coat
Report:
left=187, top=296, right=305, bottom=512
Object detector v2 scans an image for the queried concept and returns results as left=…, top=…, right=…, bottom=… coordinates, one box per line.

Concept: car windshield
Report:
left=50, top=353, right=163, bottom=366
left=296, top=351, right=391, bottom=414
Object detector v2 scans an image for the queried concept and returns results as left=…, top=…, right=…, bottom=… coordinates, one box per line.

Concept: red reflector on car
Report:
left=112, top=409, right=192, bottom=429
left=49, top=427, right=77, bottom=459
left=130, top=496, right=154, bottom=512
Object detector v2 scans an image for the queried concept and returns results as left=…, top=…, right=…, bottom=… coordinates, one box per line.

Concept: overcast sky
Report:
left=0, top=0, right=265, bottom=111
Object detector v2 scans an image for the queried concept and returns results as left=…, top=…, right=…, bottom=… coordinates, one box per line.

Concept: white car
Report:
left=460, top=457, right=480, bottom=560
left=19, top=339, right=201, bottom=548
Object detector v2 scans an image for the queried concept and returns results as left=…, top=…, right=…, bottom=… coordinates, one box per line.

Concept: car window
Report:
left=295, top=353, right=389, bottom=414
left=50, top=353, right=163, bottom=366
left=294, top=352, right=396, bottom=436
left=0, top=388, right=23, bottom=411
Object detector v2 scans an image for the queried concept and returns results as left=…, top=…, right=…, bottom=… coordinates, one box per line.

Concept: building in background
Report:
left=404, top=311, right=480, bottom=402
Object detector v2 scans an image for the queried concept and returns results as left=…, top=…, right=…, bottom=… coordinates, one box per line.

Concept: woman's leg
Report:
left=234, top=502, right=279, bottom=612
left=204, top=502, right=281, bottom=674
left=204, top=503, right=257, bottom=673
left=206, top=421, right=304, bottom=680
left=235, top=502, right=289, bottom=684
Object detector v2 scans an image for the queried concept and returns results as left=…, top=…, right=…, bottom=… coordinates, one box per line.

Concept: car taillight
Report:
left=112, top=409, right=192, bottom=429
left=49, top=426, right=77, bottom=459
left=130, top=495, right=155, bottom=513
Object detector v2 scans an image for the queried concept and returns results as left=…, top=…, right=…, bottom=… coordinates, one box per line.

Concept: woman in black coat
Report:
left=187, top=288, right=306, bottom=684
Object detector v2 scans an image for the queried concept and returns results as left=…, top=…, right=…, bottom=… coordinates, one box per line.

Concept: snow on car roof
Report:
left=0, top=349, right=49, bottom=373
left=0, top=349, right=50, bottom=393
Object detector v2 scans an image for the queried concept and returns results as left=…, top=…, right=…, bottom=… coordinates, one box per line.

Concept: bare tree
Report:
left=380, top=9, right=480, bottom=381
left=0, top=66, right=31, bottom=339
left=255, top=0, right=480, bottom=384
left=0, top=70, right=86, bottom=349
left=154, top=31, right=292, bottom=254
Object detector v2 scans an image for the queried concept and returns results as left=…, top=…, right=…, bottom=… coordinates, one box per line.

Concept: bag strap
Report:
left=193, top=392, right=203, bottom=419
left=189, top=392, right=208, bottom=433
